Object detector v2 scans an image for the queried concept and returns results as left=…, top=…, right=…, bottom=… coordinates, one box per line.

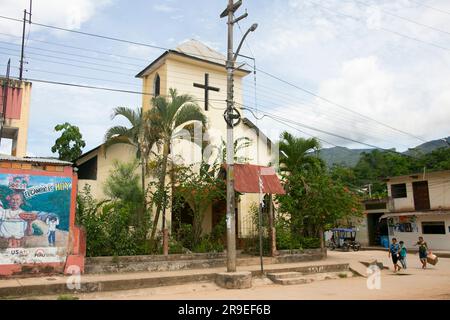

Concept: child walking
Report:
left=399, top=241, right=407, bottom=269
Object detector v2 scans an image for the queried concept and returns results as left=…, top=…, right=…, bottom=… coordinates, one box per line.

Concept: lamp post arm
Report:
left=233, top=29, right=252, bottom=62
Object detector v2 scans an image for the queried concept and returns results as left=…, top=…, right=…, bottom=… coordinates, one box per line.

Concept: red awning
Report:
left=224, top=164, right=285, bottom=195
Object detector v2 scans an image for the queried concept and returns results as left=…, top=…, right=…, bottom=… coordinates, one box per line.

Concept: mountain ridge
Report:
left=319, top=136, right=450, bottom=167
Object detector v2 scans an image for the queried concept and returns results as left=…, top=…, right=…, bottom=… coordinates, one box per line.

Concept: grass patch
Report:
left=57, top=294, right=80, bottom=300
left=338, top=273, right=348, bottom=278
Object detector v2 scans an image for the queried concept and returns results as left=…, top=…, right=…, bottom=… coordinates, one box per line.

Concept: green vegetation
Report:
left=51, top=122, right=86, bottom=162
left=146, top=88, right=207, bottom=252
left=57, top=294, right=80, bottom=300
left=76, top=161, right=151, bottom=257
left=331, top=147, right=450, bottom=198
left=276, top=131, right=363, bottom=250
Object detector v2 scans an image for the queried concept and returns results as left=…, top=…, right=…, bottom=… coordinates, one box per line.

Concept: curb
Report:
left=0, top=263, right=349, bottom=299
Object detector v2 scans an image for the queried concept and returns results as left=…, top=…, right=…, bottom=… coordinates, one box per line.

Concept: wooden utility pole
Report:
left=19, top=0, right=32, bottom=80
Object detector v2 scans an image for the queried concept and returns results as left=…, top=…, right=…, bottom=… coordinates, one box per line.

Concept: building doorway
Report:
left=367, top=212, right=388, bottom=246
left=413, top=181, right=431, bottom=211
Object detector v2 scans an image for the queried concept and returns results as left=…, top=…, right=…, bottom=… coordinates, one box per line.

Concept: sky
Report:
left=0, top=0, right=450, bottom=157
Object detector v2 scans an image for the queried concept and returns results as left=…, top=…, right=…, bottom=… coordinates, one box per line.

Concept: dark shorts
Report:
left=419, top=251, right=428, bottom=259
left=392, top=254, right=399, bottom=264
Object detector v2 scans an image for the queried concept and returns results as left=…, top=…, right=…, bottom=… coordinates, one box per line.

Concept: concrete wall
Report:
left=387, top=171, right=450, bottom=212
left=388, top=214, right=450, bottom=251
left=1, top=80, right=32, bottom=157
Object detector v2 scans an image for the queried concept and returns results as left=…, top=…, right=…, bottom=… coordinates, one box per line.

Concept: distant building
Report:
left=380, top=170, right=450, bottom=251
left=354, top=198, right=389, bottom=247
left=0, top=78, right=32, bottom=157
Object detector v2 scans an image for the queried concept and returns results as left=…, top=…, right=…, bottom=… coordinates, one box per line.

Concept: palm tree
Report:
left=218, top=137, right=253, bottom=164
left=278, top=131, right=324, bottom=175
left=147, top=88, right=207, bottom=251
left=105, top=107, right=159, bottom=208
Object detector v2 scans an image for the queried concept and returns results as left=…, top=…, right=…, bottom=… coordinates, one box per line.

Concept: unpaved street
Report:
left=32, top=250, right=450, bottom=300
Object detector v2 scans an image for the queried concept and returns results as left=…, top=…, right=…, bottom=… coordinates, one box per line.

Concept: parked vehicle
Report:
left=326, top=228, right=361, bottom=252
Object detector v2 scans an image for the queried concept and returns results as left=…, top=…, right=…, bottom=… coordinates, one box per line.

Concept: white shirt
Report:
left=46, top=217, right=59, bottom=232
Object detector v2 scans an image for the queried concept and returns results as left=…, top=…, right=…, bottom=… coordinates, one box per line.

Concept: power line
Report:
left=240, top=103, right=428, bottom=162
left=0, top=45, right=139, bottom=72
left=351, top=0, right=450, bottom=37
left=16, top=77, right=225, bottom=106
left=0, top=13, right=438, bottom=148
left=254, top=66, right=428, bottom=143
left=409, top=0, right=450, bottom=16
left=0, top=39, right=144, bottom=67
left=306, top=0, right=450, bottom=53
left=0, top=15, right=228, bottom=64
left=0, top=32, right=150, bottom=63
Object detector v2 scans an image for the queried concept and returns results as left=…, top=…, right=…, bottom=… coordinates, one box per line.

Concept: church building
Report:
left=75, top=40, right=283, bottom=242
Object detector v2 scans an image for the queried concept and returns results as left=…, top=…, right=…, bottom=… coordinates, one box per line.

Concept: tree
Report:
left=51, top=123, right=86, bottom=161
left=105, top=107, right=160, bottom=206
left=103, top=160, right=143, bottom=205
left=279, top=131, right=324, bottom=175
left=218, top=137, right=253, bottom=164
left=276, top=132, right=362, bottom=251
left=277, top=170, right=363, bottom=251
left=174, top=163, right=225, bottom=247
left=147, top=88, right=207, bottom=251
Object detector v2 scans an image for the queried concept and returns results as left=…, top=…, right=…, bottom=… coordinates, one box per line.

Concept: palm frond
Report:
left=173, top=104, right=207, bottom=129
left=111, top=106, right=141, bottom=127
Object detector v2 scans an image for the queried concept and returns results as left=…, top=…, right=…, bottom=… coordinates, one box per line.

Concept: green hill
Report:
left=319, top=136, right=450, bottom=167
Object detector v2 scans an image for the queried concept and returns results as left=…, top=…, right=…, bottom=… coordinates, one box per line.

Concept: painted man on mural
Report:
left=0, top=193, right=28, bottom=248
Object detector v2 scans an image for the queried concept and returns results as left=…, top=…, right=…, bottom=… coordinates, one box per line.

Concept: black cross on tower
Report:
left=193, top=73, right=220, bottom=111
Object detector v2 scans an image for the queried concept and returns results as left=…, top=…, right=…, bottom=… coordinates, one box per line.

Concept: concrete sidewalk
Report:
left=0, top=258, right=350, bottom=299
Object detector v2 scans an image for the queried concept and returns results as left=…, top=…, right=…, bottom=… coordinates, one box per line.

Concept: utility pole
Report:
left=19, top=0, right=33, bottom=80
left=220, top=0, right=257, bottom=272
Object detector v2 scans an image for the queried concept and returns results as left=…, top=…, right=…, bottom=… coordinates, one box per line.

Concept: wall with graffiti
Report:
left=0, top=173, right=72, bottom=265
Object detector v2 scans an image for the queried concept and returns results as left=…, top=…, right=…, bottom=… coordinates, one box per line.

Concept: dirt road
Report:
left=33, top=250, right=450, bottom=300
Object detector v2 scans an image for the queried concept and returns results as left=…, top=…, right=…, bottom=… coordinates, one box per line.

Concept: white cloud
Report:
left=0, top=0, right=113, bottom=37
left=245, top=0, right=450, bottom=150
left=153, top=3, right=177, bottom=13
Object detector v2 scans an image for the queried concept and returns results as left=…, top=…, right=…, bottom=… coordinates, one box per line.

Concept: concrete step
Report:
left=266, top=272, right=302, bottom=280
left=0, top=262, right=350, bottom=298
left=268, top=271, right=355, bottom=285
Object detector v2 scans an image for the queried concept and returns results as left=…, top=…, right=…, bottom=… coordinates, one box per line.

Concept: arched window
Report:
left=153, top=73, right=161, bottom=97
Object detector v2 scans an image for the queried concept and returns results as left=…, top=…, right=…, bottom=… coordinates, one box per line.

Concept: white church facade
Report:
left=75, top=40, right=281, bottom=241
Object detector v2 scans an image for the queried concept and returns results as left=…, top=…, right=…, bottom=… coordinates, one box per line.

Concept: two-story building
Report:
left=380, top=170, right=450, bottom=251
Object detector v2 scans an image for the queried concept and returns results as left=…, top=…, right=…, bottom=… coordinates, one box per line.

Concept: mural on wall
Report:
left=388, top=216, right=419, bottom=234
left=0, top=174, right=72, bottom=265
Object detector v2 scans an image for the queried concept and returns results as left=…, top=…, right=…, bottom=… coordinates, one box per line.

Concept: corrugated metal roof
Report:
left=226, top=164, right=285, bottom=195
left=136, top=40, right=251, bottom=78
left=0, top=154, right=72, bottom=165
left=176, top=39, right=226, bottom=65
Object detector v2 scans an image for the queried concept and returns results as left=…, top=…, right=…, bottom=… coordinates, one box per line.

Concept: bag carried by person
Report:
left=426, top=252, right=438, bottom=266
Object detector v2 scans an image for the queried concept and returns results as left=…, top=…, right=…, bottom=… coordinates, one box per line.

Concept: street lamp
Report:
left=234, top=23, right=258, bottom=62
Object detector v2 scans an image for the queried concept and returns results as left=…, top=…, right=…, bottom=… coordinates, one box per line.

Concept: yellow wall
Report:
left=77, top=143, right=138, bottom=200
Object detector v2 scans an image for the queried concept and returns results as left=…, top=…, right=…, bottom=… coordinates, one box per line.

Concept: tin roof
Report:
left=0, top=154, right=72, bottom=165
left=225, top=164, right=285, bottom=195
